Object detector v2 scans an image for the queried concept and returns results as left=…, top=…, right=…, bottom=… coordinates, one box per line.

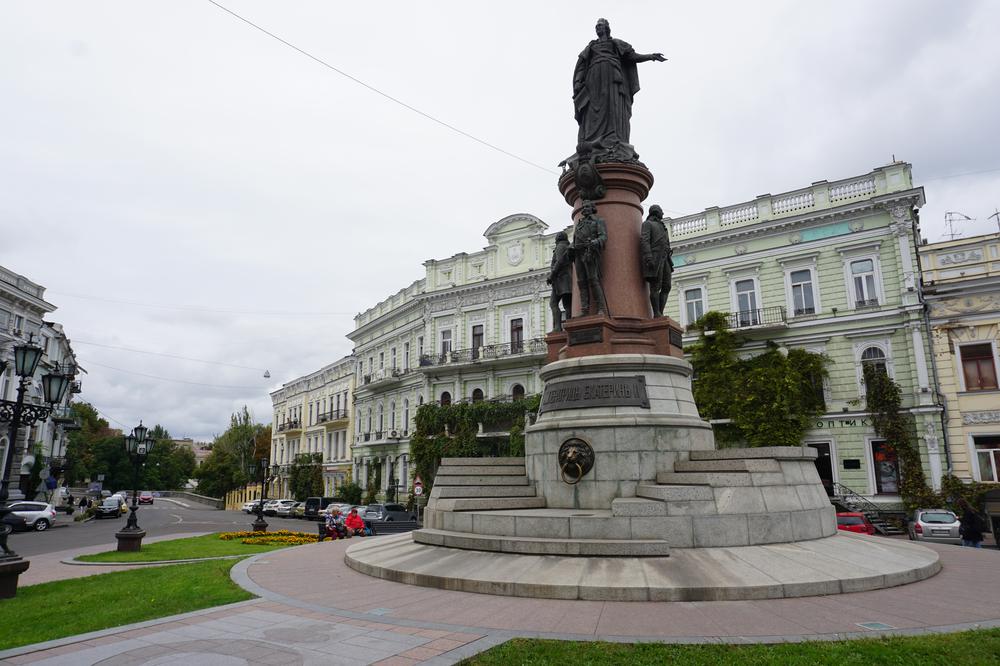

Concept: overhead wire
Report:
left=48, top=291, right=355, bottom=317
left=81, top=359, right=268, bottom=390
left=205, top=0, right=559, bottom=177
left=73, top=339, right=269, bottom=373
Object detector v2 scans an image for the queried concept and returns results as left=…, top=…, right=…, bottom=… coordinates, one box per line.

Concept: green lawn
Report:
left=467, top=632, right=1000, bottom=665
left=77, top=533, right=292, bottom=562
left=0, top=560, right=253, bottom=650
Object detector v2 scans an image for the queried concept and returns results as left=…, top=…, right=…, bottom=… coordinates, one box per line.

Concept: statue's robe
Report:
left=573, top=38, right=641, bottom=149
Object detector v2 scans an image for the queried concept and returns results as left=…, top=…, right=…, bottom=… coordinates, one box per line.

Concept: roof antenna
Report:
left=944, top=211, right=973, bottom=241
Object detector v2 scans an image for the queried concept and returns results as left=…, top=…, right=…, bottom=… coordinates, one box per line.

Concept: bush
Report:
left=338, top=482, right=363, bottom=505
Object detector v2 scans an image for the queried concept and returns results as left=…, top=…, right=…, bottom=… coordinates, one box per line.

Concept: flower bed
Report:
left=218, top=529, right=318, bottom=546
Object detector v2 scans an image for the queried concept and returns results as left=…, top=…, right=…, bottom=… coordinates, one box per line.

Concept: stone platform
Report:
left=345, top=531, right=941, bottom=601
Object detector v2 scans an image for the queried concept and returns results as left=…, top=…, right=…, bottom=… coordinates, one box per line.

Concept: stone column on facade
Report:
left=922, top=420, right=943, bottom=491
left=909, top=321, right=932, bottom=403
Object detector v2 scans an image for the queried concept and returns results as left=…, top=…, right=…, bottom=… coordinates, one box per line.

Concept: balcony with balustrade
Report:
left=277, top=418, right=302, bottom=434
left=317, top=409, right=349, bottom=428
left=666, top=163, right=913, bottom=240
left=725, top=306, right=787, bottom=331
left=418, top=338, right=546, bottom=371
left=51, top=405, right=83, bottom=430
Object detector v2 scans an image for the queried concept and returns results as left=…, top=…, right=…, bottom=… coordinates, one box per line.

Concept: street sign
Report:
left=413, top=479, right=424, bottom=496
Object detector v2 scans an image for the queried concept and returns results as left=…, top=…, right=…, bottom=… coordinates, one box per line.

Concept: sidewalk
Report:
left=2, top=535, right=999, bottom=665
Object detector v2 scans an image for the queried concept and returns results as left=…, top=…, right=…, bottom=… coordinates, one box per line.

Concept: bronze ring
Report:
left=560, top=461, right=584, bottom=485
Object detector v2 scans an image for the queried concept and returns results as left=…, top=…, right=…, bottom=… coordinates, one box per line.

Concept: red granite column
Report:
left=546, top=162, right=683, bottom=362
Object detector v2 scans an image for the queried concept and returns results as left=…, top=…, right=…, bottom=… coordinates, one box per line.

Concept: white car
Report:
left=273, top=500, right=298, bottom=517
left=4, top=501, right=57, bottom=531
left=242, top=500, right=263, bottom=514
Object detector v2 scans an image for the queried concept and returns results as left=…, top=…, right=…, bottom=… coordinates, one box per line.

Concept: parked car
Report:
left=272, top=500, right=298, bottom=517
left=303, top=496, right=339, bottom=520
left=836, top=512, right=876, bottom=535
left=242, top=500, right=263, bottom=514
left=138, top=491, right=154, bottom=505
left=3, top=501, right=57, bottom=531
left=291, top=502, right=305, bottom=519
left=94, top=497, right=126, bottom=519
left=364, top=503, right=416, bottom=522
left=907, top=509, right=962, bottom=545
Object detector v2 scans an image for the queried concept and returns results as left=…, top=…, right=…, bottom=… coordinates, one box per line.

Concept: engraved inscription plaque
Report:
left=669, top=328, right=683, bottom=349
left=539, top=376, right=649, bottom=414
left=568, top=327, right=603, bottom=345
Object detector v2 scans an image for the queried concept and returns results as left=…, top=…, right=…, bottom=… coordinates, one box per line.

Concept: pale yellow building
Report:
left=270, top=355, right=354, bottom=497
left=920, top=232, right=1000, bottom=483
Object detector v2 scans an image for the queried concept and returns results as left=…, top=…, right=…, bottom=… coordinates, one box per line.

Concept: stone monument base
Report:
left=545, top=315, right=683, bottom=363
left=115, top=529, right=146, bottom=552
left=0, top=557, right=30, bottom=599
left=346, top=531, right=940, bottom=601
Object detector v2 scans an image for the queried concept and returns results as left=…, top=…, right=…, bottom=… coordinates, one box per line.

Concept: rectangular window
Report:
left=390, top=347, right=397, bottom=369
left=871, top=440, right=900, bottom=495
left=441, top=330, right=452, bottom=355
left=13, top=314, right=23, bottom=333
left=975, top=436, right=1000, bottom=482
left=472, top=325, right=484, bottom=358
left=961, top=344, right=998, bottom=391
left=790, top=269, right=816, bottom=316
left=850, top=259, right=878, bottom=307
left=684, top=288, right=704, bottom=325
left=403, top=342, right=410, bottom=369
left=510, top=318, right=524, bottom=353
left=379, top=352, right=384, bottom=369
left=417, top=336, right=424, bottom=357
left=734, top=279, right=759, bottom=326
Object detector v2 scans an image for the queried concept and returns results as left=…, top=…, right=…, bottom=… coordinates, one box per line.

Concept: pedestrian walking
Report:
left=959, top=498, right=986, bottom=548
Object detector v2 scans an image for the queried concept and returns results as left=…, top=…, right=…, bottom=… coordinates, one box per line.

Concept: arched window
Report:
left=418, top=395, right=424, bottom=406
left=511, top=384, right=525, bottom=401
left=472, top=388, right=484, bottom=402
left=440, top=391, right=451, bottom=406
left=861, top=346, right=888, bottom=376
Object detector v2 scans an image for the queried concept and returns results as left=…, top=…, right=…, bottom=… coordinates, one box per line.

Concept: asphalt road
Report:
left=8, top=498, right=314, bottom=557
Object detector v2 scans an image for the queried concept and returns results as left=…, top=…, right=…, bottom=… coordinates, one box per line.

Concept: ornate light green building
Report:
left=664, top=162, right=943, bottom=503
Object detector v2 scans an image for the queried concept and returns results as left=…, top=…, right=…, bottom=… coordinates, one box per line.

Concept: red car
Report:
left=138, top=491, right=154, bottom=505
left=836, top=512, right=875, bottom=535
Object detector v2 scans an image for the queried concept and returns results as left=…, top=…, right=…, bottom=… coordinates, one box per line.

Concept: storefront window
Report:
left=871, top=440, right=900, bottom=494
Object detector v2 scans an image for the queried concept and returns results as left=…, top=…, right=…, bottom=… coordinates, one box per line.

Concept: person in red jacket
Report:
left=344, top=508, right=366, bottom=536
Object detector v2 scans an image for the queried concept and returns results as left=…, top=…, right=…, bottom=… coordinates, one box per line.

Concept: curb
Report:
left=63, top=554, right=247, bottom=567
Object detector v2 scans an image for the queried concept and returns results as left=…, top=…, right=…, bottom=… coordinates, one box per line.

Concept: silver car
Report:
left=907, top=509, right=962, bottom=545
left=4, top=501, right=57, bottom=531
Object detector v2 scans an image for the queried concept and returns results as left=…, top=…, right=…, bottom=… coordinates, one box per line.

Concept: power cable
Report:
left=73, top=339, right=269, bottom=375
left=49, top=291, right=354, bottom=317
left=81, top=359, right=268, bottom=390
left=205, top=0, right=558, bottom=176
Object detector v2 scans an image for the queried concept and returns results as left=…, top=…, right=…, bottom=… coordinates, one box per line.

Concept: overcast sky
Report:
left=3, top=1, right=998, bottom=441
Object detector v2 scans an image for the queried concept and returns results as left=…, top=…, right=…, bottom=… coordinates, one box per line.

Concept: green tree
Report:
left=338, top=482, right=363, bottom=505
left=288, top=453, right=323, bottom=501
left=193, top=406, right=269, bottom=498
left=65, top=403, right=116, bottom=485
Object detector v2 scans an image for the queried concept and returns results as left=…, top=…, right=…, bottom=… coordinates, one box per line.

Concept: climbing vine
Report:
left=862, top=363, right=934, bottom=511
left=410, top=395, right=541, bottom=492
left=687, top=311, right=829, bottom=447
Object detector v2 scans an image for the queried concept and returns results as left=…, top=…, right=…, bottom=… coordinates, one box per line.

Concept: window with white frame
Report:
left=403, top=342, right=410, bottom=369
left=733, top=279, right=759, bottom=326
left=959, top=343, right=998, bottom=392
left=389, top=401, right=396, bottom=430
left=861, top=346, right=888, bottom=376
left=440, top=330, right=452, bottom=355
left=417, top=336, right=424, bottom=358
left=379, top=351, right=384, bottom=369
left=684, top=288, right=704, bottom=326
left=974, top=436, right=1000, bottom=482
left=849, top=258, right=879, bottom=308
left=390, top=347, right=397, bottom=369
left=789, top=268, right=816, bottom=316
left=403, top=399, right=410, bottom=432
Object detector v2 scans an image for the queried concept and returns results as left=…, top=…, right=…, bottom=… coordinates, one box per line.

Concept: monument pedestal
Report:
left=0, top=557, right=29, bottom=599
left=546, top=314, right=683, bottom=362
left=115, top=529, right=145, bottom=552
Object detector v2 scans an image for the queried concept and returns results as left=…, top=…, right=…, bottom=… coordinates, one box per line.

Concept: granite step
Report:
left=674, top=458, right=780, bottom=473
left=636, top=483, right=714, bottom=502
left=439, top=456, right=526, bottom=466
left=611, top=497, right=667, bottom=517
left=689, top=447, right=816, bottom=461
left=413, top=528, right=671, bottom=557
left=436, top=465, right=526, bottom=476
left=433, top=475, right=532, bottom=486
left=430, top=496, right=547, bottom=512
left=656, top=471, right=752, bottom=487
left=431, top=485, right=538, bottom=499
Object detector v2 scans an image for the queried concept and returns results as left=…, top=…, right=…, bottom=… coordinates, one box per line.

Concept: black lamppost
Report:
left=251, top=456, right=271, bottom=532
left=0, top=336, right=73, bottom=598
left=115, top=422, right=155, bottom=552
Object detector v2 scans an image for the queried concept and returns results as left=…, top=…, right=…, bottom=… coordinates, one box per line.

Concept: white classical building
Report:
left=347, top=213, right=558, bottom=498
left=1, top=265, right=81, bottom=498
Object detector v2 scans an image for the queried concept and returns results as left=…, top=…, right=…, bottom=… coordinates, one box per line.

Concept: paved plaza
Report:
left=2, top=536, right=999, bottom=665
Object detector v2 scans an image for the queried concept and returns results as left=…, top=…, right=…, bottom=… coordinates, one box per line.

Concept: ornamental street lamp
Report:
left=115, top=422, right=155, bottom=552
left=0, top=335, right=74, bottom=599
left=251, top=456, right=270, bottom=532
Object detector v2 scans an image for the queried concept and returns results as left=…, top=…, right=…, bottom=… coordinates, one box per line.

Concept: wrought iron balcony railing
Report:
left=317, top=409, right=349, bottom=424
left=418, top=338, right=546, bottom=368
left=726, top=306, right=787, bottom=330
left=854, top=298, right=880, bottom=309
left=277, top=419, right=302, bottom=432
